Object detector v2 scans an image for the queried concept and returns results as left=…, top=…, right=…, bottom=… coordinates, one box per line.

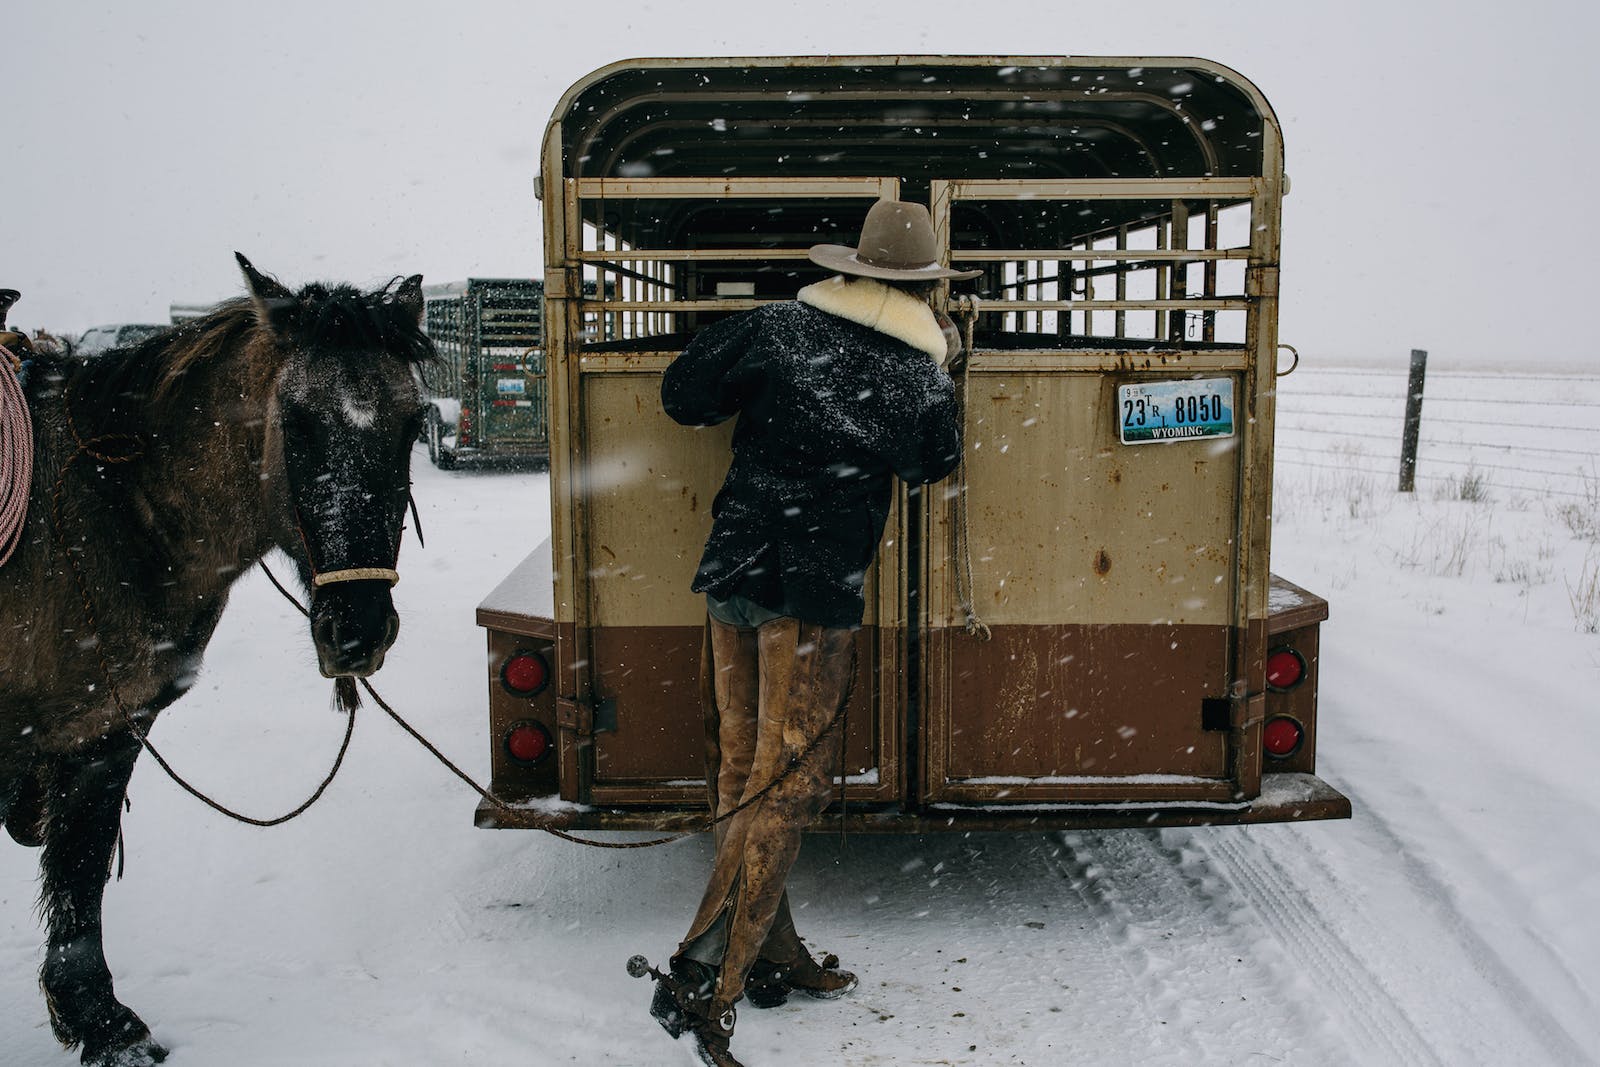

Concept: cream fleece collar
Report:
left=796, top=275, right=946, bottom=360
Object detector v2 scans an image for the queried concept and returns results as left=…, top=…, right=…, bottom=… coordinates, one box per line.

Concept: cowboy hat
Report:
left=808, top=200, right=982, bottom=281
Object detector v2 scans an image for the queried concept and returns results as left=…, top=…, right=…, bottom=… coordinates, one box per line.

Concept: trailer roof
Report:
left=550, top=56, right=1278, bottom=183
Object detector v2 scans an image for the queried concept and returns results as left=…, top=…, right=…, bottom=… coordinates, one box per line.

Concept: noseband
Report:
left=312, top=567, right=400, bottom=588
left=293, top=501, right=406, bottom=591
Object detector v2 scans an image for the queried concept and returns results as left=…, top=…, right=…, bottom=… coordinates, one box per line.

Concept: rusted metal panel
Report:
left=929, top=623, right=1232, bottom=787
left=577, top=624, right=898, bottom=804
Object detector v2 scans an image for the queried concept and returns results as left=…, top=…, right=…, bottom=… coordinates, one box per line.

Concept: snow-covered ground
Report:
left=2, top=366, right=1596, bottom=1066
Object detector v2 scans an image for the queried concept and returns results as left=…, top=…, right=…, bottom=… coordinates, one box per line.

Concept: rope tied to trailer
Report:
left=949, top=295, right=990, bottom=641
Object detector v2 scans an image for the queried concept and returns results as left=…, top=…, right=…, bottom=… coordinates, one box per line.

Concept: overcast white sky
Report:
left=7, top=0, right=1596, bottom=366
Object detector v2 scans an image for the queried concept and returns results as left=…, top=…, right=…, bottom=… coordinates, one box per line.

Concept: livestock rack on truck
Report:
left=474, top=56, right=1349, bottom=833
left=420, top=279, right=553, bottom=469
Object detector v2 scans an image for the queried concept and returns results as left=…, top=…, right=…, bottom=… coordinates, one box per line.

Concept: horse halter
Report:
left=312, top=566, right=399, bottom=588
left=292, top=500, right=406, bottom=590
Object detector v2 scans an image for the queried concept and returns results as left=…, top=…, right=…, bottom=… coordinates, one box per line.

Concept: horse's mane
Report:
left=64, top=301, right=259, bottom=436
left=288, top=280, right=436, bottom=368
left=64, top=280, right=434, bottom=437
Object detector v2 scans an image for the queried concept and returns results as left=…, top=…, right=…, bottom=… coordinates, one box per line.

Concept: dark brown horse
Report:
left=0, top=256, right=432, bottom=1065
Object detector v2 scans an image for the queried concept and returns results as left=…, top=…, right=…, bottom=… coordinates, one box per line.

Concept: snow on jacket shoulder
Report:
left=660, top=277, right=963, bottom=627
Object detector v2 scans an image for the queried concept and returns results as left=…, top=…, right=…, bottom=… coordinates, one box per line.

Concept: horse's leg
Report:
left=5, top=758, right=49, bottom=847
left=0, top=739, right=32, bottom=834
left=38, top=729, right=167, bottom=1067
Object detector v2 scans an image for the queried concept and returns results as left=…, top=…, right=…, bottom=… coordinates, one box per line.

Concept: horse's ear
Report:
left=235, top=252, right=296, bottom=331
left=393, top=274, right=424, bottom=324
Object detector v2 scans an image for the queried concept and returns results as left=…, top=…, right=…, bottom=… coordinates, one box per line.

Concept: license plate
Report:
left=497, top=378, right=526, bottom=396
left=1117, top=378, right=1235, bottom=445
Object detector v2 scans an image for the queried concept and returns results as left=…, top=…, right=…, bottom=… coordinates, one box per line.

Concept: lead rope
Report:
left=0, top=344, right=32, bottom=567
left=49, top=386, right=356, bottom=827
left=949, top=297, right=991, bottom=641
left=259, top=559, right=853, bottom=850
left=51, top=373, right=843, bottom=845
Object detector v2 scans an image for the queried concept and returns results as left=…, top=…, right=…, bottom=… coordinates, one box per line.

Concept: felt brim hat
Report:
left=809, top=200, right=982, bottom=281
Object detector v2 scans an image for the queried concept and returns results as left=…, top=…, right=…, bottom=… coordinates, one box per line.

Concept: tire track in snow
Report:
left=1031, top=833, right=1184, bottom=1062
left=1200, top=830, right=1441, bottom=1067
left=1048, top=829, right=1349, bottom=1065
left=1336, top=787, right=1595, bottom=1066
left=1210, top=785, right=1594, bottom=1067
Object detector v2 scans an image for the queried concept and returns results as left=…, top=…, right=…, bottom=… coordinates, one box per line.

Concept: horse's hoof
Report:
left=80, top=1023, right=168, bottom=1067
left=82, top=1038, right=167, bottom=1067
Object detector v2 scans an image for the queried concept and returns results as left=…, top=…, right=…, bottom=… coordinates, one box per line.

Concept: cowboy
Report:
left=640, top=200, right=979, bottom=1066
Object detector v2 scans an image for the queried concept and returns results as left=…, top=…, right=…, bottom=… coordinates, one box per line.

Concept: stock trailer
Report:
left=472, top=55, right=1348, bottom=833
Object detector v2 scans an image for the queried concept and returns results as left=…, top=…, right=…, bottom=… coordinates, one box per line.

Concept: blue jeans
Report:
left=705, top=593, right=786, bottom=629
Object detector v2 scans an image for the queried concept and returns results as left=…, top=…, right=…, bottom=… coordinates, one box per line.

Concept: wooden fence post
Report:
left=1398, top=348, right=1428, bottom=492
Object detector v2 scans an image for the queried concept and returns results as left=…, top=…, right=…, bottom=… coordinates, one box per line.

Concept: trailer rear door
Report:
left=918, top=178, right=1275, bottom=805
left=552, top=176, right=909, bottom=807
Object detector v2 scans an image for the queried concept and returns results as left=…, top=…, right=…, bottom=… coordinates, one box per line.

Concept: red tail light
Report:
left=501, top=651, right=550, bottom=696
left=1263, top=716, right=1304, bottom=758
left=506, top=720, right=552, bottom=764
left=1266, top=647, right=1306, bottom=690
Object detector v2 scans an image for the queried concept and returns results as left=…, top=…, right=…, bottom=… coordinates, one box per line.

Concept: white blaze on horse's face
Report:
left=342, top=396, right=378, bottom=430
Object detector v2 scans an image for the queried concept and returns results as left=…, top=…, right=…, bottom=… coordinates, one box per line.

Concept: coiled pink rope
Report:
left=0, top=343, right=32, bottom=567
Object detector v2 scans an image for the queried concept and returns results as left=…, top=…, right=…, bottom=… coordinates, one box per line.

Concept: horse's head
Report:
left=239, top=254, right=433, bottom=679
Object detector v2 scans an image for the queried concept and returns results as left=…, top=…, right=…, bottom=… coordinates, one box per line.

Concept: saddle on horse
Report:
left=1, top=288, right=31, bottom=367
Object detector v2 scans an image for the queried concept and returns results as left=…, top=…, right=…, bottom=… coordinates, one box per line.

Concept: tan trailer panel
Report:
left=580, top=371, right=729, bottom=628
left=950, top=372, right=1238, bottom=627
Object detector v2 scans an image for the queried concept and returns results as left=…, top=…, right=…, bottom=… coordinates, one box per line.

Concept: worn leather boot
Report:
left=746, top=950, right=858, bottom=1007
left=638, top=957, right=744, bottom=1066
left=687, top=1011, right=743, bottom=1067
left=744, top=903, right=856, bottom=1007
left=678, top=618, right=856, bottom=1011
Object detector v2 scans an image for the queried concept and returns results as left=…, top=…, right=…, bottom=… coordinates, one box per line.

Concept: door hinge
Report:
left=556, top=694, right=617, bottom=738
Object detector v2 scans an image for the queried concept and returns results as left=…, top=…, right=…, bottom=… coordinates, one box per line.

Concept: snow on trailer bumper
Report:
left=474, top=543, right=1350, bottom=833
left=472, top=772, right=1349, bottom=833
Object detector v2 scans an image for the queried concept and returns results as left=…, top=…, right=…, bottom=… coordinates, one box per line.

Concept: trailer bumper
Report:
left=474, top=771, right=1349, bottom=834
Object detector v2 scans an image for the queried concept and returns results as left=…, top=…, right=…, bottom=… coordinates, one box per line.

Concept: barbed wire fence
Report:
left=1273, top=356, right=1600, bottom=508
